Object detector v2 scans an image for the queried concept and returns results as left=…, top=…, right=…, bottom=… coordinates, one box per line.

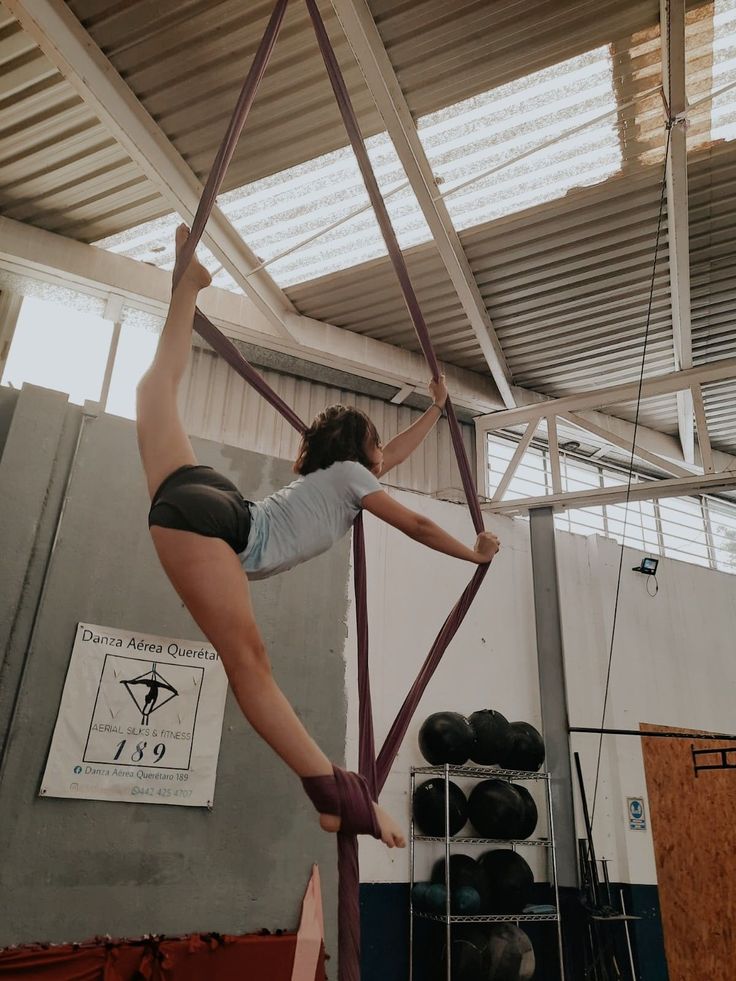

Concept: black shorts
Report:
left=148, top=465, right=253, bottom=554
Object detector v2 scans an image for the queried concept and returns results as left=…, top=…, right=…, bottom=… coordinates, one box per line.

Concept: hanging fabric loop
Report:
left=167, top=3, right=491, bottom=977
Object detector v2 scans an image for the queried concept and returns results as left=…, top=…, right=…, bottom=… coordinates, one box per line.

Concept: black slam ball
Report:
left=431, top=853, right=489, bottom=909
left=442, top=926, right=490, bottom=981
left=442, top=924, right=535, bottom=981
left=499, top=721, right=546, bottom=772
left=431, top=853, right=481, bottom=888
left=468, top=709, right=512, bottom=765
left=419, top=712, right=476, bottom=765
left=514, top=784, right=539, bottom=839
left=486, top=924, right=535, bottom=980
left=478, top=849, right=534, bottom=914
left=467, top=779, right=525, bottom=839
left=412, top=778, right=468, bottom=836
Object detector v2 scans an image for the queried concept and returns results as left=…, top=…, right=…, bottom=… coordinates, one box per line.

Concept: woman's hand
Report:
left=429, top=373, right=448, bottom=408
left=474, top=531, right=500, bottom=564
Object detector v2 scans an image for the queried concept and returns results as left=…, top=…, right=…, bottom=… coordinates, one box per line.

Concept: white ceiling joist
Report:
left=490, top=420, right=540, bottom=502
left=0, top=289, right=23, bottom=377
left=484, top=471, right=736, bottom=515
left=561, top=411, right=693, bottom=478
left=4, top=0, right=297, bottom=340
left=483, top=360, right=736, bottom=431
left=0, top=216, right=497, bottom=415
left=661, top=0, right=695, bottom=463
left=7, top=216, right=736, bottom=493
left=330, top=0, right=517, bottom=409
left=691, top=382, right=714, bottom=474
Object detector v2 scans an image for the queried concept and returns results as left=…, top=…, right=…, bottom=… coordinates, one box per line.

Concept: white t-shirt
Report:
left=239, top=460, right=382, bottom=580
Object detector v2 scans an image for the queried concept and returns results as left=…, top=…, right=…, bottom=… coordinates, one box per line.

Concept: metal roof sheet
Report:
left=0, top=0, right=734, bottom=462
left=2, top=0, right=663, bottom=243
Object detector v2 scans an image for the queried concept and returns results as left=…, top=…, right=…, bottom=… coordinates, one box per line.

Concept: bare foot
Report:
left=319, top=803, right=406, bottom=849
left=174, top=223, right=212, bottom=291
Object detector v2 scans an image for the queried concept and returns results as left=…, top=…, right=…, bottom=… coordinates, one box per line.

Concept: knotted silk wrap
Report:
left=170, top=3, right=491, bottom=977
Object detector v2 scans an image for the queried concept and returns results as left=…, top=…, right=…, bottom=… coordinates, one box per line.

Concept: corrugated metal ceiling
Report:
left=1, top=0, right=735, bottom=461
left=2, top=0, right=663, bottom=241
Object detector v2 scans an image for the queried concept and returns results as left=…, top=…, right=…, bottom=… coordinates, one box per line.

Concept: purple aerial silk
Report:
left=172, top=3, right=490, bottom=977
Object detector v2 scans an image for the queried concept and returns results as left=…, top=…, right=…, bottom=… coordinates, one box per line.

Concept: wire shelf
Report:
left=414, top=835, right=552, bottom=847
left=415, top=911, right=560, bottom=924
left=409, top=757, right=566, bottom=979
left=412, top=764, right=549, bottom=781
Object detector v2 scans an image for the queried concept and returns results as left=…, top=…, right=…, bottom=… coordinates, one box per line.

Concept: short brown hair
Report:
left=294, top=404, right=380, bottom=476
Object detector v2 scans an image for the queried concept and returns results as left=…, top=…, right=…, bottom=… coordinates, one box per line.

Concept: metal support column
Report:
left=529, top=507, right=577, bottom=888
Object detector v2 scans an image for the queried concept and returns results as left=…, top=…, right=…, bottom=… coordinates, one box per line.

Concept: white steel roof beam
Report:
left=9, top=216, right=736, bottom=496
left=484, top=471, right=736, bottom=515
left=561, top=411, right=692, bottom=478
left=691, top=382, right=715, bottom=473
left=0, top=217, right=497, bottom=415
left=491, top=420, right=540, bottom=503
left=661, top=0, right=695, bottom=462
left=5, top=0, right=296, bottom=339
left=481, top=360, right=736, bottom=430
left=477, top=399, right=735, bottom=503
left=0, top=289, right=23, bottom=378
left=330, top=0, right=516, bottom=408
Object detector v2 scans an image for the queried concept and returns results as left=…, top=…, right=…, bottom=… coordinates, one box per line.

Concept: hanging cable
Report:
left=590, top=122, right=674, bottom=826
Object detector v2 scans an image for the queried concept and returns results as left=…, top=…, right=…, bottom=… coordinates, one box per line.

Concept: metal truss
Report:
left=476, top=359, right=736, bottom=514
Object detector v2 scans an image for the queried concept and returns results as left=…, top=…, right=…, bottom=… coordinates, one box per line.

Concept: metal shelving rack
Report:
left=409, top=763, right=566, bottom=981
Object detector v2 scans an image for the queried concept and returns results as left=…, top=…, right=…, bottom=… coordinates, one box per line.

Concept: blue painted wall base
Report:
left=360, top=882, right=668, bottom=980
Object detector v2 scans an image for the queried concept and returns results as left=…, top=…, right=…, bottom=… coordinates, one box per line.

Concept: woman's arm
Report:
left=379, top=375, right=448, bottom=476
left=362, top=490, right=499, bottom=564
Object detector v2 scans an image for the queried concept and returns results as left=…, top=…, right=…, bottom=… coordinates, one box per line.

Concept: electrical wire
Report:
left=590, top=123, right=673, bottom=826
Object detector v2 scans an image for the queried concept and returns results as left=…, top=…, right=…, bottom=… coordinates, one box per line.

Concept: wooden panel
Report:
left=641, top=723, right=736, bottom=981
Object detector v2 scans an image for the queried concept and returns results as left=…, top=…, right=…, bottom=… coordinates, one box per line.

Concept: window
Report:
left=487, top=432, right=736, bottom=574
left=104, top=313, right=162, bottom=420
left=1, top=297, right=159, bottom=421
left=1, top=296, right=112, bottom=405
left=658, top=497, right=710, bottom=567
left=708, top=498, right=736, bottom=571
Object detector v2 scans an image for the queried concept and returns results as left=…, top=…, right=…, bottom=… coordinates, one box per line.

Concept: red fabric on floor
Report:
left=0, top=932, right=326, bottom=980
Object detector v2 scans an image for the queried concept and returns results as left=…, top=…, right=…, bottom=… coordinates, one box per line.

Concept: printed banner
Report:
left=40, top=622, right=228, bottom=807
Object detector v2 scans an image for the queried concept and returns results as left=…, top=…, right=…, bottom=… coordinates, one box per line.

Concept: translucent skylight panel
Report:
left=216, top=135, right=430, bottom=287
left=94, top=46, right=621, bottom=289
left=94, top=213, right=241, bottom=293
left=417, top=47, right=621, bottom=232
left=686, top=0, right=736, bottom=147
left=711, top=0, right=736, bottom=141
left=93, top=137, right=430, bottom=290
left=91, top=19, right=736, bottom=292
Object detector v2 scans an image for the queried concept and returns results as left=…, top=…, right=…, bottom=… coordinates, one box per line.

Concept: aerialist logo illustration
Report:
left=121, top=663, right=179, bottom=725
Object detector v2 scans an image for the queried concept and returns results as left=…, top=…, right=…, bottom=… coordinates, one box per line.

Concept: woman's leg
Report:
left=137, top=227, right=404, bottom=847
left=150, top=526, right=405, bottom=848
left=136, top=224, right=211, bottom=499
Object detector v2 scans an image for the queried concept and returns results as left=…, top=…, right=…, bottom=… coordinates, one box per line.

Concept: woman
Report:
left=136, top=226, right=500, bottom=848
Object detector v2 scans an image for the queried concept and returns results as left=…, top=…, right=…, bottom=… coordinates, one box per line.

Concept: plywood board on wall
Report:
left=641, top=723, right=736, bottom=981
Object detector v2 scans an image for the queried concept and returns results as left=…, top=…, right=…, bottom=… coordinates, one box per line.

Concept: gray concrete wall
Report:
left=0, top=385, right=347, bottom=955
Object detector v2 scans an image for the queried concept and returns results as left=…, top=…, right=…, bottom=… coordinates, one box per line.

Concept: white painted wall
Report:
left=345, top=490, right=736, bottom=887
left=344, top=489, right=544, bottom=884
left=182, top=349, right=474, bottom=496
left=559, top=531, right=736, bottom=886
